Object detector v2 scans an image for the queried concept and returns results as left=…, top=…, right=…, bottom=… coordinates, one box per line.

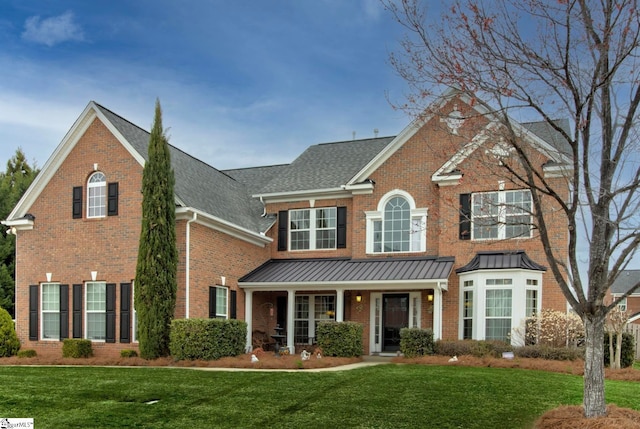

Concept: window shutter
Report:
left=337, top=206, right=347, bottom=248
left=72, top=186, right=83, bottom=219
left=230, top=290, right=237, bottom=319
left=277, top=211, right=288, bottom=251
left=459, top=194, right=471, bottom=240
left=208, top=287, right=215, bottom=318
left=59, top=284, right=69, bottom=340
left=120, top=283, right=131, bottom=343
left=107, top=182, right=119, bottom=216
left=106, top=283, right=116, bottom=343
left=29, top=285, right=38, bottom=341
left=72, top=284, right=83, bottom=338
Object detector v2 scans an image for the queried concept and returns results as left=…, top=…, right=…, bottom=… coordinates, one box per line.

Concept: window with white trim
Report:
left=215, top=286, right=228, bottom=319
left=85, top=281, right=106, bottom=340
left=472, top=189, right=532, bottom=240
left=87, top=172, right=107, bottom=218
left=617, top=297, right=627, bottom=312
left=294, top=295, right=335, bottom=344
left=290, top=207, right=337, bottom=250
left=41, top=283, right=60, bottom=340
left=458, top=272, right=542, bottom=345
left=366, top=190, right=427, bottom=253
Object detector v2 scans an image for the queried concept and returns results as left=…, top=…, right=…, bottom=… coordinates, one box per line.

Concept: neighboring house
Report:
left=2, top=88, right=571, bottom=357
left=610, top=270, right=640, bottom=324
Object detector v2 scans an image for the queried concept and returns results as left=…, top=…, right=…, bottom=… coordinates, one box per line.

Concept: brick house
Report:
left=3, top=88, right=570, bottom=357
left=610, top=270, right=640, bottom=324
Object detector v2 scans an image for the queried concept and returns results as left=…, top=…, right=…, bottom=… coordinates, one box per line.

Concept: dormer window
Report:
left=87, top=172, right=107, bottom=218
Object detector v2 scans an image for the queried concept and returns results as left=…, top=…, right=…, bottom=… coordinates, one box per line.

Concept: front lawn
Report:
left=0, top=364, right=637, bottom=428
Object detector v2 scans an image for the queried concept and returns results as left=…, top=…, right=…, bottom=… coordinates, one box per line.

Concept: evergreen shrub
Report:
left=400, top=328, right=434, bottom=357
left=316, top=321, right=363, bottom=357
left=170, top=319, right=246, bottom=361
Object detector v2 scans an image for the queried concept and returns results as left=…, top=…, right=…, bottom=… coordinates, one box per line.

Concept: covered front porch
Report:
left=238, top=257, right=454, bottom=355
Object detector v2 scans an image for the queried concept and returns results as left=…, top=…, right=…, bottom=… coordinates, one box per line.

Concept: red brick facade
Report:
left=7, top=94, right=570, bottom=357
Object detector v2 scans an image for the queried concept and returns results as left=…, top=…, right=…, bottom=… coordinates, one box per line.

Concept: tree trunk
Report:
left=583, top=316, right=607, bottom=418
left=608, top=331, right=615, bottom=369
left=615, top=332, right=622, bottom=370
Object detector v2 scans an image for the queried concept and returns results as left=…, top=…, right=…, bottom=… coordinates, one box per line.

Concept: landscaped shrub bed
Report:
left=515, top=345, right=583, bottom=361
left=62, top=339, right=93, bottom=358
left=170, top=318, right=246, bottom=361
left=434, top=339, right=513, bottom=358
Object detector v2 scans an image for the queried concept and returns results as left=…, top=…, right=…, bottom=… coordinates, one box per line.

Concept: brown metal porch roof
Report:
left=239, top=256, right=455, bottom=284
left=455, top=250, right=546, bottom=273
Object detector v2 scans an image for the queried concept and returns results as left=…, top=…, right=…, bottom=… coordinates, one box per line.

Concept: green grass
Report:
left=0, top=364, right=637, bottom=428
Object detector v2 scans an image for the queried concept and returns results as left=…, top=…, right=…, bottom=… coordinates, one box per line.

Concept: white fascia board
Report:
left=1, top=217, right=34, bottom=233
left=543, top=163, right=573, bottom=179
left=175, top=207, right=272, bottom=247
left=342, top=182, right=375, bottom=195
left=6, top=102, right=101, bottom=221
left=239, top=279, right=449, bottom=291
left=253, top=188, right=352, bottom=204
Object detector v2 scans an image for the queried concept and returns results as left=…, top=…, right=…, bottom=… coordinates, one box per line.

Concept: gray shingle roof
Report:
left=223, top=164, right=289, bottom=194
left=521, top=119, right=572, bottom=158
left=239, top=256, right=455, bottom=284
left=96, top=104, right=274, bottom=233
left=611, top=270, right=640, bottom=295
left=256, top=137, right=394, bottom=195
left=456, top=250, right=546, bottom=273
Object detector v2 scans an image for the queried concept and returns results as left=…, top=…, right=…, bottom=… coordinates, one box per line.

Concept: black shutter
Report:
left=460, top=193, right=471, bottom=240
left=72, top=186, right=83, bottom=219
left=72, top=284, right=83, bottom=338
left=59, top=284, right=69, bottom=340
left=208, top=287, right=215, bottom=318
left=337, top=206, right=347, bottom=248
left=120, top=283, right=131, bottom=343
left=29, top=285, right=38, bottom=341
left=277, top=210, right=288, bottom=251
left=230, top=290, right=237, bottom=319
left=106, top=283, right=116, bottom=343
left=107, top=182, right=119, bottom=216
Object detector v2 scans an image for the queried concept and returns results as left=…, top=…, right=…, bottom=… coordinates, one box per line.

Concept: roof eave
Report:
left=253, top=187, right=352, bottom=204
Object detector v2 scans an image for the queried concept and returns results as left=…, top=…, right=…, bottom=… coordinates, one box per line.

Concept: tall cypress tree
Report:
left=134, top=99, right=177, bottom=359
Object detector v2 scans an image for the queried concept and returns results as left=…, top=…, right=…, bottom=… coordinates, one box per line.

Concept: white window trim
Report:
left=85, top=281, right=106, bottom=341
left=458, top=270, right=542, bottom=345
left=294, top=294, right=336, bottom=343
left=41, top=282, right=60, bottom=341
left=215, top=286, right=228, bottom=319
left=471, top=189, right=532, bottom=241
left=366, top=190, right=427, bottom=254
left=87, top=171, right=107, bottom=218
left=289, top=207, right=337, bottom=251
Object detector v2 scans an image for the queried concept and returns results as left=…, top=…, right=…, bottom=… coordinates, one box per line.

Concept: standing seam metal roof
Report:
left=455, top=250, right=546, bottom=273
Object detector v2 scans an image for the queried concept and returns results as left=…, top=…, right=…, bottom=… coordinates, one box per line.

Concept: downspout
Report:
left=185, top=211, right=197, bottom=319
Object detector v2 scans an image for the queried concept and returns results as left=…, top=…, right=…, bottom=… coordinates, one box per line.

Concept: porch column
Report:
left=335, top=288, right=345, bottom=322
left=244, top=289, right=253, bottom=352
left=287, top=289, right=295, bottom=353
left=433, top=287, right=443, bottom=340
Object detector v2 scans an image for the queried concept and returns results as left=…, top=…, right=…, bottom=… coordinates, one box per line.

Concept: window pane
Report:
left=87, top=172, right=106, bottom=218
left=383, top=197, right=410, bottom=252
left=86, top=282, right=106, bottom=340
left=485, top=289, right=512, bottom=342
left=42, top=313, right=60, bottom=339
left=87, top=313, right=106, bottom=340
left=290, top=231, right=310, bottom=250
left=216, top=287, right=227, bottom=318
left=42, top=284, right=60, bottom=311
left=526, top=289, right=538, bottom=317
left=485, top=318, right=511, bottom=342
left=373, top=220, right=382, bottom=252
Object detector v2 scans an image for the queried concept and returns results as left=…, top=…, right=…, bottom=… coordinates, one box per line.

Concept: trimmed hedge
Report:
left=435, top=340, right=512, bottom=358
left=120, top=349, right=138, bottom=358
left=62, top=339, right=93, bottom=358
left=170, top=318, right=246, bottom=361
left=17, top=349, right=37, bottom=358
left=0, top=307, right=20, bottom=357
left=400, top=328, right=434, bottom=357
left=604, top=332, right=635, bottom=368
left=316, top=321, right=363, bottom=357
left=514, top=345, right=583, bottom=361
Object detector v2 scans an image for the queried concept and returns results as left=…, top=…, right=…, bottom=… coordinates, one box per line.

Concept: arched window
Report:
left=366, top=190, right=427, bottom=253
left=87, top=172, right=106, bottom=218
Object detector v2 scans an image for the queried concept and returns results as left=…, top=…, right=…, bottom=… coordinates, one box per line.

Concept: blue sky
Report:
left=0, top=1, right=412, bottom=170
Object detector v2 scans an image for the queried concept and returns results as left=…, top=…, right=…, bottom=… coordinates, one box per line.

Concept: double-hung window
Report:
left=86, top=281, right=106, bottom=340
left=485, top=280, right=513, bottom=342
left=41, top=283, right=60, bottom=340
left=290, top=207, right=337, bottom=250
left=215, top=286, right=228, bottom=319
left=472, top=189, right=532, bottom=240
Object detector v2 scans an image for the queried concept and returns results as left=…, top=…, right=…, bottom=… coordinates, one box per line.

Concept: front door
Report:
left=382, top=294, right=409, bottom=352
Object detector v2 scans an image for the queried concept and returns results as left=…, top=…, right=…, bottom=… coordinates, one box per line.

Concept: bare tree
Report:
left=383, top=0, right=640, bottom=418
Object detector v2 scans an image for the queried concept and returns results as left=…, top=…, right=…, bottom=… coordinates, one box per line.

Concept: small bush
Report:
left=434, top=340, right=511, bottom=358
left=434, top=340, right=475, bottom=357
left=120, top=349, right=138, bottom=358
left=515, top=345, right=583, bottom=361
left=170, top=318, right=246, bottom=361
left=316, top=321, right=363, bottom=357
left=62, top=339, right=93, bottom=358
left=0, top=307, right=20, bottom=357
left=604, top=332, right=635, bottom=368
left=17, top=349, right=37, bottom=358
left=400, top=328, right=434, bottom=357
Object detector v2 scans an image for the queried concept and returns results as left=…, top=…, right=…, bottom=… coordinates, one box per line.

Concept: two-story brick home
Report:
left=3, top=88, right=570, bottom=357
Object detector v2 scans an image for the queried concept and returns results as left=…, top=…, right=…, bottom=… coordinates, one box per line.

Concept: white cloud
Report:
left=22, top=11, right=84, bottom=47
